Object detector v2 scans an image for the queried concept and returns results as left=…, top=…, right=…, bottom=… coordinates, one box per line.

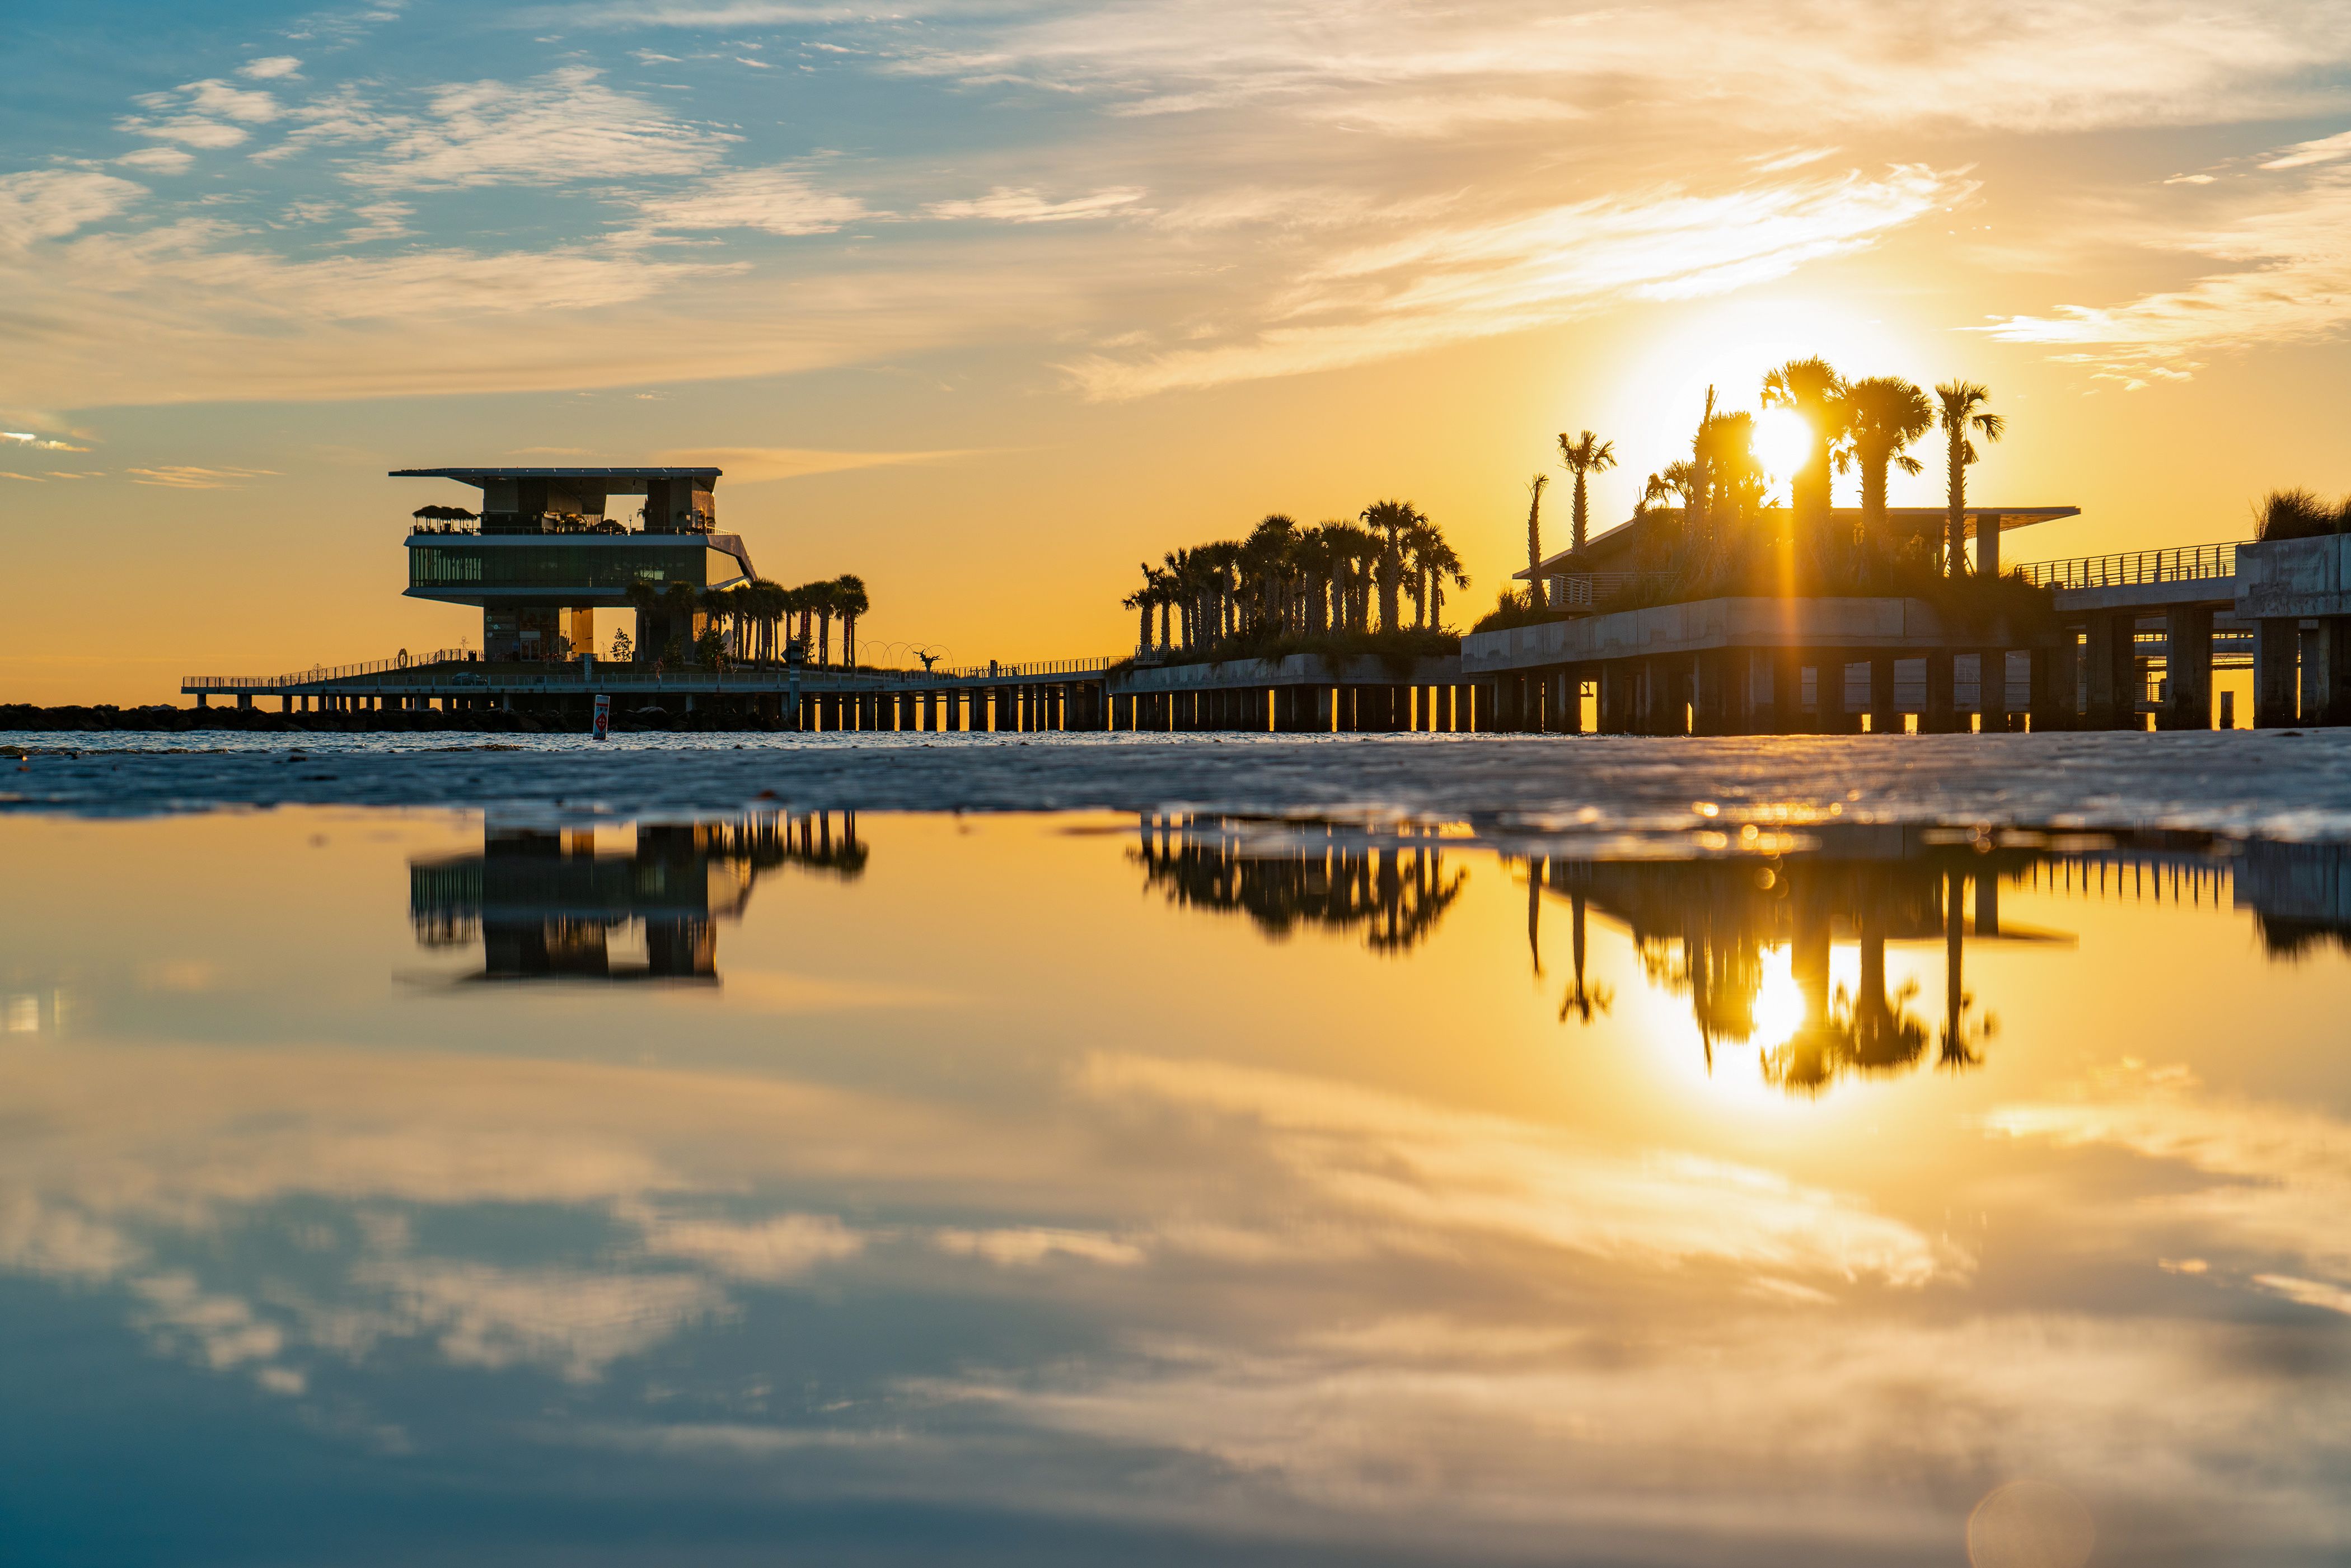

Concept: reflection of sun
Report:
left=1751, top=406, right=1813, bottom=480
left=1748, top=955, right=1806, bottom=1051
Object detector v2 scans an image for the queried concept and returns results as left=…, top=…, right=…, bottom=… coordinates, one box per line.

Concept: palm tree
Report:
left=1360, top=499, right=1424, bottom=634
left=1556, top=430, right=1617, bottom=554
left=833, top=574, right=869, bottom=666
left=1425, top=537, right=1468, bottom=629
left=1936, top=381, right=2005, bottom=576
left=1762, top=357, right=1845, bottom=565
left=1523, top=472, right=1549, bottom=604
left=1845, top=376, right=1935, bottom=553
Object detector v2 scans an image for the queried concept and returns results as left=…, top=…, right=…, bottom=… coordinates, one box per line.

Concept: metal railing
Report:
left=405, top=512, right=718, bottom=539
left=185, top=648, right=1123, bottom=692
left=2016, top=541, right=2242, bottom=591
left=936, top=656, right=1120, bottom=680
left=1549, top=573, right=1677, bottom=610
left=185, top=648, right=471, bottom=691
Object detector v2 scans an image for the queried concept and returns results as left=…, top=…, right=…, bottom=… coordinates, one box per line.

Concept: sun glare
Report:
left=1751, top=406, right=1813, bottom=480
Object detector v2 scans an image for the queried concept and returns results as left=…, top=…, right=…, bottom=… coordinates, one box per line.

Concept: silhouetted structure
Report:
left=1131, top=815, right=1466, bottom=952
left=410, top=809, right=864, bottom=982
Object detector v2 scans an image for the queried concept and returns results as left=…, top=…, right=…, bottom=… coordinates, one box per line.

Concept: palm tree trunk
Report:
left=1946, top=442, right=1966, bottom=577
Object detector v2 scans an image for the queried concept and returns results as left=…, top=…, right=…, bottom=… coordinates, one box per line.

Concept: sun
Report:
left=1751, top=406, right=1813, bottom=481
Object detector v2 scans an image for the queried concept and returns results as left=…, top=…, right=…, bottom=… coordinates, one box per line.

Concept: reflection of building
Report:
left=1132, top=816, right=1465, bottom=952
left=1529, top=831, right=2069, bottom=1094
left=410, top=811, right=865, bottom=982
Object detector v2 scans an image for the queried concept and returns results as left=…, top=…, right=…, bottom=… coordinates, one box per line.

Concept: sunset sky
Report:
left=6, top=1, right=2350, bottom=703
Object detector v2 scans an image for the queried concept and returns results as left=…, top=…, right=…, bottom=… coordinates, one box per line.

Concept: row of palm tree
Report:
left=624, top=574, right=870, bottom=667
left=1533, top=363, right=2008, bottom=590
left=1125, top=505, right=1469, bottom=659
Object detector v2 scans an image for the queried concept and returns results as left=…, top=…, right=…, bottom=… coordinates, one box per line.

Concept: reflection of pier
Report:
left=1132, top=816, right=1466, bottom=952
left=1534, top=829, right=2351, bottom=1093
left=410, top=811, right=864, bottom=982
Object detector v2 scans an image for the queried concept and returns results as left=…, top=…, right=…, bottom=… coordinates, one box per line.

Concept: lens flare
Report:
left=1751, top=406, right=1813, bottom=479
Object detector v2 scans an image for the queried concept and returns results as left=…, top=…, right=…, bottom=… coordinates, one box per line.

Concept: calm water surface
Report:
left=3, top=806, right=2348, bottom=1565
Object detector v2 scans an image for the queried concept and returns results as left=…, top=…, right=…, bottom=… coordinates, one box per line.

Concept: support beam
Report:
left=2160, top=604, right=2214, bottom=731
left=2083, top=612, right=2137, bottom=729
left=2311, top=618, right=2351, bottom=726
left=1923, top=650, right=1956, bottom=733
left=2255, top=617, right=2300, bottom=729
left=1868, top=656, right=1898, bottom=734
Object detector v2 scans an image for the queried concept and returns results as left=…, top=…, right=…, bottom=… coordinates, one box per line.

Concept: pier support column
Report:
left=1596, top=662, right=1633, bottom=734
left=1974, top=650, right=2007, bottom=732
left=2309, top=618, right=2351, bottom=725
left=1923, top=650, right=1957, bottom=733
left=2160, top=605, right=2214, bottom=730
left=1868, top=656, right=1898, bottom=734
left=1823, top=659, right=1861, bottom=733
left=1550, top=667, right=1583, bottom=734
left=2255, top=617, right=2300, bottom=728
left=2026, top=647, right=2064, bottom=732
left=2084, top=612, right=2137, bottom=729
left=1767, top=652, right=1801, bottom=733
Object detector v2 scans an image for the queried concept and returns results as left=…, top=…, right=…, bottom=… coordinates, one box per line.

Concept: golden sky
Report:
left=4, top=1, right=2350, bottom=701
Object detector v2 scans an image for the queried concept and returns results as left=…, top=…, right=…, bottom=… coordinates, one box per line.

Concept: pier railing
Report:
left=185, top=649, right=1125, bottom=693
left=2016, top=541, right=2241, bottom=591
left=184, top=648, right=471, bottom=691
left=936, top=656, right=1120, bottom=680
left=1548, top=572, right=1679, bottom=610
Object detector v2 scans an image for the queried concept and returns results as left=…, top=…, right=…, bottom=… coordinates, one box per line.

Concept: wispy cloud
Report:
left=667, top=446, right=986, bottom=483
left=627, top=166, right=868, bottom=237
left=239, top=55, right=305, bottom=81
left=1069, top=166, right=1958, bottom=399
left=0, top=171, right=144, bottom=251
left=1984, top=161, right=2351, bottom=386
left=926, top=186, right=1146, bottom=223
left=2, top=431, right=91, bottom=452
left=124, top=465, right=279, bottom=488
left=344, top=67, right=735, bottom=189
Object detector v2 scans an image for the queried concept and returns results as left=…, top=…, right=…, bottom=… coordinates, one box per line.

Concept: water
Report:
left=4, top=740, right=2350, bottom=1565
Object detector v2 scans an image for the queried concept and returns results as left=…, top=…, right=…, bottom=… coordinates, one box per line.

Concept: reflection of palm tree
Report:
left=1131, top=817, right=1467, bottom=953
left=1558, top=893, right=1613, bottom=1025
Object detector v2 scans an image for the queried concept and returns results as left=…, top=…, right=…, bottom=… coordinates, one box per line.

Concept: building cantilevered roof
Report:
left=391, top=467, right=722, bottom=486
left=1516, top=505, right=2080, bottom=580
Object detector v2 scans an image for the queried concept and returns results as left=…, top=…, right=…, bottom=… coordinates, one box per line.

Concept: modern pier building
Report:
left=397, top=466, right=755, bottom=662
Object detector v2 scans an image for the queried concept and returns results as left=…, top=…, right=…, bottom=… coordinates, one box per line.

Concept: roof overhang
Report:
left=1516, top=505, right=2081, bottom=580
left=391, top=467, right=723, bottom=491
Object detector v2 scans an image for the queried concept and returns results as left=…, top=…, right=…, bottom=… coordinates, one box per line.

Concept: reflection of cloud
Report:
left=935, top=1227, right=1145, bottom=1266
left=1084, top=1053, right=1955, bottom=1285
left=357, top=1260, right=723, bottom=1381
left=641, top=1213, right=865, bottom=1280
left=1987, top=1060, right=2351, bottom=1306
